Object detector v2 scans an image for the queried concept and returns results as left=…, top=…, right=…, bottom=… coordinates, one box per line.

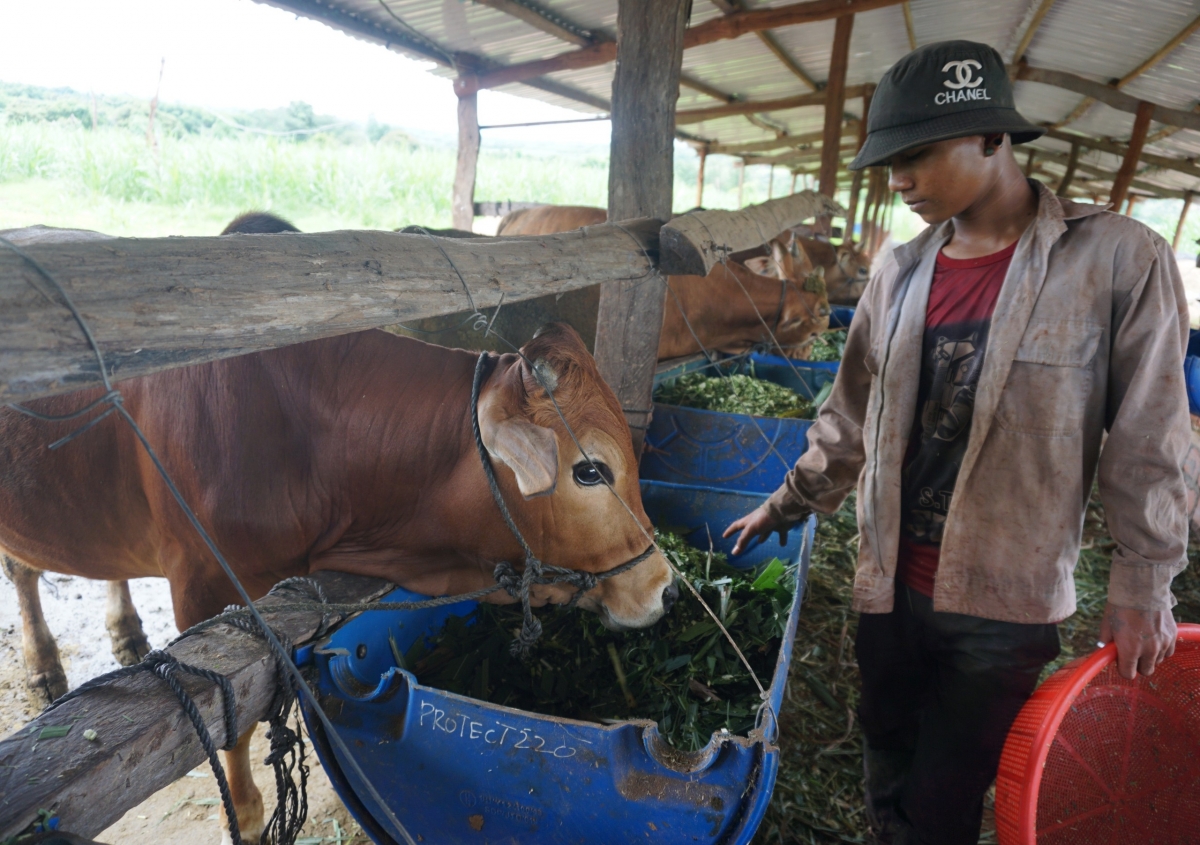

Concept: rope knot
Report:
left=493, top=561, right=523, bottom=598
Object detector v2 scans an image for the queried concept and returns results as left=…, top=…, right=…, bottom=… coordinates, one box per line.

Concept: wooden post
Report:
left=696, top=147, right=708, bottom=208
left=737, top=159, right=746, bottom=207
left=768, top=165, right=775, bottom=199
left=452, top=86, right=481, bottom=231
left=819, top=14, right=855, bottom=199
left=1056, top=141, right=1080, bottom=197
left=1174, top=191, right=1194, bottom=252
left=1125, top=194, right=1139, bottom=216
left=1109, top=100, right=1155, bottom=211
left=791, top=172, right=798, bottom=193
left=593, top=0, right=689, bottom=448
left=845, top=85, right=873, bottom=244
left=1025, top=148, right=1037, bottom=177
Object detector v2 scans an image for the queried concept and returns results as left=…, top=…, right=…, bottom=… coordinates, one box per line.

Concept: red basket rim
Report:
left=1013, top=623, right=1200, bottom=842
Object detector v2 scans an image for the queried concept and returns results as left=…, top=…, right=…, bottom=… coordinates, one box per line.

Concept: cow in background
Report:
left=792, top=235, right=871, bottom=305
left=496, top=205, right=830, bottom=360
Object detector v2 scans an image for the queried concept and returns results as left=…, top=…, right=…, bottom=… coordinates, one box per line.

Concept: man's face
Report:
left=887, top=135, right=997, bottom=225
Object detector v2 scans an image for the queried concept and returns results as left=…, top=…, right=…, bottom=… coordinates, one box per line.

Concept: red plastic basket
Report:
left=995, top=624, right=1200, bottom=844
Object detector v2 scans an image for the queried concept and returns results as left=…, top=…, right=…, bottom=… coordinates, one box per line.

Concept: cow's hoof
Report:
left=27, top=669, right=68, bottom=709
left=110, top=633, right=151, bottom=667
left=220, top=820, right=267, bottom=845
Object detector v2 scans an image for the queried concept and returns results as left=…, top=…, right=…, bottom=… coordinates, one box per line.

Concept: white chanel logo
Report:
left=942, top=60, right=983, bottom=90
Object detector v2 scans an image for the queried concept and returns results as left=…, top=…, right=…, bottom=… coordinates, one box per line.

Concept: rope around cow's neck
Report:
left=469, top=351, right=655, bottom=656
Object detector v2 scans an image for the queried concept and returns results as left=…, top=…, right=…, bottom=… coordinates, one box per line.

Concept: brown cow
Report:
left=793, top=235, right=871, bottom=305
left=496, top=205, right=830, bottom=359
left=0, top=323, right=674, bottom=843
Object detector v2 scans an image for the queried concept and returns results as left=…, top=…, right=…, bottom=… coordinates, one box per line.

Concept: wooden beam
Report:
left=1033, top=147, right=1184, bottom=200
left=706, top=123, right=858, bottom=155
left=452, top=90, right=480, bottom=230
left=710, top=0, right=819, bottom=90
left=1011, top=0, right=1056, bottom=65
left=744, top=142, right=857, bottom=166
left=1025, top=148, right=1038, bottom=176
left=466, top=0, right=905, bottom=93
left=697, top=148, right=708, bottom=208
left=0, top=571, right=393, bottom=841
left=1042, top=128, right=1200, bottom=181
left=594, top=0, right=689, bottom=448
left=1016, top=64, right=1200, bottom=133
left=845, top=84, right=873, bottom=241
left=1110, top=100, right=1156, bottom=210
left=1056, top=140, right=1080, bottom=197
left=902, top=1, right=917, bottom=51
left=676, top=84, right=866, bottom=124
left=1175, top=192, right=1194, bottom=251
left=0, top=222, right=661, bottom=403
left=474, top=0, right=596, bottom=46
left=820, top=14, right=855, bottom=198
left=660, top=190, right=845, bottom=276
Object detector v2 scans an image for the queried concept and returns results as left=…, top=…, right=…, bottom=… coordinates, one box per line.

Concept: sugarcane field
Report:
left=5, top=1, right=1200, bottom=844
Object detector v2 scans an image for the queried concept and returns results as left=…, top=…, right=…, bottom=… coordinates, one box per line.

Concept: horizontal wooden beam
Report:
left=676, top=84, right=866, bottom=124
left=743, top=142, right=857, bottom=166
left=1034, top=149, right=1186, bottom=199
left=465, top=0, right=905, bottom=93
left=1015, top=63, right=1200, bottom=133
left=708, top=122, right=859, bottom=155
left=0, top=571, right=393, bottom=841
left=0, top=220, right=660, bottom=403
left=660, top=190, right=846, bottom=275
left=474, top=0, right=597, bottom=46
left=1041, top=128, right=1200, bottom=180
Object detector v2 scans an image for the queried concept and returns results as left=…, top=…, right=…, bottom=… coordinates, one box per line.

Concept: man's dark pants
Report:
left=856, top=583, right=1060, bottom=845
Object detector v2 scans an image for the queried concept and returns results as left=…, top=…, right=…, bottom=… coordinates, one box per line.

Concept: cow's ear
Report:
left=479, top=394, right=559, bottom=498
left=770, top=239, right=794, bottom=280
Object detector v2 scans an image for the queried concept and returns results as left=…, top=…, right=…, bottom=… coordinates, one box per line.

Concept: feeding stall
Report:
left=6, top=1, right=1200, bottom=843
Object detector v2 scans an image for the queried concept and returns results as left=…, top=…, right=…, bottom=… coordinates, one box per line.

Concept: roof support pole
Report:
left=738, top=160, right=746, bottom=207
left=451, top=86, right=481, bottom=231
left=593, top=0, right=689, bottom=449
left=1174, top=192, right=1194, bottom=253
left=1024, top=148, right=1037, bottom=177
left=1056, top=141, right=1080, bottom=197
left=845, top=85, right=873, bottom=244
left=696, top=147, right=708, bottom=208
left=1109, top=100, right=1155, bottom=212
left=819, top=14, right=855, bottom=201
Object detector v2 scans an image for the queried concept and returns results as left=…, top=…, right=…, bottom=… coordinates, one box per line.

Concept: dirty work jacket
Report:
left=765, top=181, right=1190, bottom=623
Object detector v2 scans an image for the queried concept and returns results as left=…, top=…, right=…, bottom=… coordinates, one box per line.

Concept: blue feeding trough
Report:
left=1186, top=355, right=1200, bottom=416
left=828, top=305, right=855, bottom=329
left=297, top=499, right=816, bottom=845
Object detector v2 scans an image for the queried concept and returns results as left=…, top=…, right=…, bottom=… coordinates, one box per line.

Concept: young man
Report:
left=725, top=40, right=1190, bottom=845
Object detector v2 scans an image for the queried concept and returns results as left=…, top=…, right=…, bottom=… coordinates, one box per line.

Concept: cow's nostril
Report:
left=662, top=580, right=680, bottom=614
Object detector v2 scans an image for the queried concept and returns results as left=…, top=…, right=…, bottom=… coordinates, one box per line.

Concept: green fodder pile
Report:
left=809, top=329, right=847, bottom=363
left=655, top=371, right=814, bottom=418
left=412, top=532, right=796, bottom=752
left=754, top=489, right=1200, bottom=844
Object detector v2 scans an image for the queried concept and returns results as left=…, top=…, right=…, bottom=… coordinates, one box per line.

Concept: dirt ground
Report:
left=0, top=573, right=365, bottom=845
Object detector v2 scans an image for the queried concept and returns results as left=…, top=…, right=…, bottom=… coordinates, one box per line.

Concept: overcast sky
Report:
left=0, top=0, right=610, bottom=146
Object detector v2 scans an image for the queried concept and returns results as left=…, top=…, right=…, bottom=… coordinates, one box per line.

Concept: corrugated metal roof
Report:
left=257, top=0, right=1200, bottom=196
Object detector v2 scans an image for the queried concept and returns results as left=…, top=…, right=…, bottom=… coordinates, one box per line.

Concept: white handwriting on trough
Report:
left=418, top=701, right=590, bottom=759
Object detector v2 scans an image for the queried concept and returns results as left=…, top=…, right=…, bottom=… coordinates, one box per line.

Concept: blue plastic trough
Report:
left=297, top=500, right=815, bottom=845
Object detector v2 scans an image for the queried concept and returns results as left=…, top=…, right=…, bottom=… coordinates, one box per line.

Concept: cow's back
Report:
left=497, top=205, right=607, bottom=236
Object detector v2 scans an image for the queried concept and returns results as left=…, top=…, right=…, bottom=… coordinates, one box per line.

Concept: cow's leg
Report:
left=105, top=579, right=151, bottom=666
left=219, top=725, right=265, bottom=845
left=2, top=554, right=68, bottom=708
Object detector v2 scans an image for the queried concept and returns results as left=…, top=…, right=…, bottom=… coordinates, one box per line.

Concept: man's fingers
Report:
left=1115, top=643, right=1139, bottom=680
left=731, top=525, right=754, bottom=557
left=721, top=519, right=745, bottom=540
left=778, top=529, right=789, bottom=547
left=1138, top=650, right=1157, bottom=677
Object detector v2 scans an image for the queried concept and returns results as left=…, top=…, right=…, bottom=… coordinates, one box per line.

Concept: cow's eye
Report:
left=573, top=461, right=613, bottom=487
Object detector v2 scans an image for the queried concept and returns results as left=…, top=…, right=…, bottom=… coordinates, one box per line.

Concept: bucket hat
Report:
left=849, top=40, right=1044, bottom=170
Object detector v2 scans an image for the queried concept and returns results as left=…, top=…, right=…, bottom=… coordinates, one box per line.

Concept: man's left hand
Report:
left=1099, top=603, right=1177, bottom=680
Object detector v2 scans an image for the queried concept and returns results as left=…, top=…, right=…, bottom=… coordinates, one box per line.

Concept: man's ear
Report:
left=478, top=389, right=559, bottom=498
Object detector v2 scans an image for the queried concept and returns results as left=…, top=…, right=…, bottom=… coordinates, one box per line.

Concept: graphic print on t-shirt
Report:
left=898, top=241, right=1016, bottom=574
left=904, top=326, right=987, bottom=544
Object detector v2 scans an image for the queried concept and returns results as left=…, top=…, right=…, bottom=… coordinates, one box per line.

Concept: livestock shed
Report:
left=4, top=1, right=1200, bottom=844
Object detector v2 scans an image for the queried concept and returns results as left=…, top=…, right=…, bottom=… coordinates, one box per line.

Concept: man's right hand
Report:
left=723, top=505, right=798, bottom=556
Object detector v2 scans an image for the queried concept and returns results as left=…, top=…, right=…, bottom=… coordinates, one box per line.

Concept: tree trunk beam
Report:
left=0, top=221, right=661, bottom=403
left=1015, top=64, right=1200, bottom=132
left=1109, top=100, right=1156, bottom=210
left=676, top=85, right=867, bottom=125
left=659, top=190, right=845, bottom=276
left=0, top=571, right=394, bottom=841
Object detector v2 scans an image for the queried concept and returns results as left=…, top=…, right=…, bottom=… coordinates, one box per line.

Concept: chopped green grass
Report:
left=655, top=371, right=814, bottom=418
left=412, top=530, right=796, bottom=752
left=809, top=329, right=847, bottom=363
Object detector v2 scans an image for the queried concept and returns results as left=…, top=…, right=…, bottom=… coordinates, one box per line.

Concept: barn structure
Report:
left=4, top=1, right=1200, bottom=842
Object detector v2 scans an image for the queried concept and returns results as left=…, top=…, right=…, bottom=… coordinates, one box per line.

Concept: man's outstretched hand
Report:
left=1099, top=602, right=1177, bottom=680
left=723, top=504, right=801, bottom=556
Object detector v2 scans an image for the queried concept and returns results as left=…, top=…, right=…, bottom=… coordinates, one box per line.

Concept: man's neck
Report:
left=942, top=166, right=1039, bottom=260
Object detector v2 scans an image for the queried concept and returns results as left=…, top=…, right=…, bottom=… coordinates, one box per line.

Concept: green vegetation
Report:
left=655, top=371, right=814, bottom=418
left=809, top=329, right=847, bottom=363
left=411, top=530, right=796, bottom=752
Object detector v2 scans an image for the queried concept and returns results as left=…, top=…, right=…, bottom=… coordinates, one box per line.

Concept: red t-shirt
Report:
left=896, top=240, right=1017, bottom=598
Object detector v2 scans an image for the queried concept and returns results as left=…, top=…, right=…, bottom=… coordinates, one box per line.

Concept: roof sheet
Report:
left=257, top=0, right=1200, bottom=196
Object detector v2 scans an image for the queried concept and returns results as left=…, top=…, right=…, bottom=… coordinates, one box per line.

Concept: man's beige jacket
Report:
left=766, top=181, right=1191, bottom=623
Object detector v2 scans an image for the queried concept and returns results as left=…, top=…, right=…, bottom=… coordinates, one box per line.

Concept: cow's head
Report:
left=476, top=323, right=675, bottom=630
left=837, top=241, right=871, bottom=284
left=751, top=238, right=831, bottom=357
